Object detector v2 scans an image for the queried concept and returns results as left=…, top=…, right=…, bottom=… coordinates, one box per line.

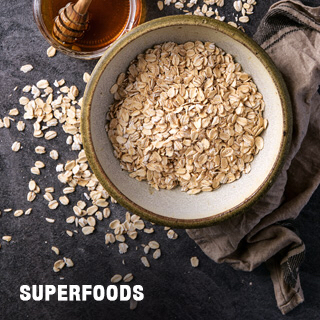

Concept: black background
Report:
left=0, top=0, right=319, bottom=319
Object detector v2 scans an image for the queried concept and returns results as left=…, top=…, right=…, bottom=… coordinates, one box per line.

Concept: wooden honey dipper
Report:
left=53, top=0, right=92, bottom=44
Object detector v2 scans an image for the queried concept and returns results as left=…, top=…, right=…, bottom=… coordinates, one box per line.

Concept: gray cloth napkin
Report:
left=187, top=0, right=320, bottom=315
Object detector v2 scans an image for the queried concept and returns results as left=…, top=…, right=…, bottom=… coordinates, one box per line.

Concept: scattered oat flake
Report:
left=35, top=146, right=46, bottom=154
left=31, top=167, right=41, bottom=175
left=153, top=249, right=161, bottom=260
left=25, top=208, right=32, bottom=215
left=83, top=72, right=91, bottom=83
left=11, top=141, right=21, bottom=152
left=109, top=219, right=120, bottom=229
left=44, top=193, right=54, bottom=202
left=22, top=85, right=31, bottom=92
left=47, top=46, right=56, bottom=57
left=50, top=150, right=59, bottom=160
left=63, top=187, right=75, bottom=194
left=53, top=259, right=65, bottom=272
left=141, top=256, right=150, bottom=268
left=239, top=15, right=249, bottom=23
left=2, top=236, right=12, bottom=242
left=103, top=208, right=111, bottom=218
left=13, top=210, right=24, bottom=217
left=45, top=131, right=57, bottom=140
left=59, top=196, right=70, bottom=205
left=17, top=121, right=25, bottom=131
left=111, top=274, right=122, bottom=283
left=27, top=191, right=36, bottom=202
left=48, top=200, right=59, bottom=210
left=29, top=180, right=36, bottom=191
left=9, top=108, right=19, bottom=116
left=105, top=233, right=115, bottom=244
left=35, top=161, right=45, bottom=168
left=87, top=216, right=96, bottom=227
left=51, top=246, right=59, bottom=255
left=157, top=1, right=164, bottom=10
left=36, top=79, right=49, bottom=89
left=134, top=220, right=145, bottom=230
left=228, top=21, right=238, bottom=28
left=130, top=298, right=138, bottom=310
left=66, top=216, right=75, bottom=224
left=20, top=64, right=33, bottom=73
left=119, top=242, right=129, bottom=254
left=31, top=85, right=40, bottom=98
left=82, top=226, right=95, bottom=235
left=144, top=245, right=150, bottom=254
left=95, top=211, right=103, bottom=221
left=144, top=228, right=154, bottom=234
left=234, top=0, right=242, bottom=12
left=3, top=117, right=10, bottom=128
left=64, top=257, right=74, bottom=267
left=148, top=241, right=160, bottom=249
left=167, top=229, right=178, bottom=239
left=123, top=273, right=134, bottom=283
left=190, top=256, right=199, bottom=267
left=66, top=230, right=73, bottom=237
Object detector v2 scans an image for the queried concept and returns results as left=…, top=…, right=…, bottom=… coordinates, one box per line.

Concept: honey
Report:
left=40, top=0, right=142, bottom=52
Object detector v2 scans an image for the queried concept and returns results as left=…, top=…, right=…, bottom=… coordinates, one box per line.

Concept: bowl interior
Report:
left=84, top=18, right=287, bottom=224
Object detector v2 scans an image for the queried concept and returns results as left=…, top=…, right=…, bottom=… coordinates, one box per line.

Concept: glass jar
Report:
left=33, top=0, right=143, bottom=59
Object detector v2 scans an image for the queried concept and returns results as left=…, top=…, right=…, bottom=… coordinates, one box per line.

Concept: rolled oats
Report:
left=123, top=273, right=134, bottom=282
left=157, top=1, right=164, bottom=10
left=153, top=249, right=161, bottom=260
left=239, top=15, right=250, bottom=23
left=51, top=246, right=60, bottom=255
left=11, top=141, right=21, bottom=152
left=16, top=121, right=26, bottom=131
left=20, top=64, right=33, bottom=73
left=111, top=274, right=122, bottom=283
left=13, top=210, right=24, bottom=217
left=2, top=236, right=12, bottom=242
left=48, top=200, right=59, bottom=210
left=107, top=41, right=266, bottom=194
left=148, top=241, right=160, bottom=249
left=47, top=46, right=56, bottom=58
left=53, top=259, right=65, bottom=272
left=141, top=256, right=150, bottom=267
left=64, top=257, right=74, bottom=267
left=82, top=226, right=95, bottom=235
left=50, top=150, right=59, bottom=160
left=190, top=256, right=199, bottom=267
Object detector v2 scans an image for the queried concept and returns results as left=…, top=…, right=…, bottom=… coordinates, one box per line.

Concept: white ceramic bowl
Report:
left=81, top=16, right=292, bottom=228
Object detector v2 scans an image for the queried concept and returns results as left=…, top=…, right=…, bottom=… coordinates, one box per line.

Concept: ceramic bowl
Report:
left=81, top=15, right=292, bottom=228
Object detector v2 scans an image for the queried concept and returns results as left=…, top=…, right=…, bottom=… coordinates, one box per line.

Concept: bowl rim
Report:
left=81, top=15, right=292, bottom=228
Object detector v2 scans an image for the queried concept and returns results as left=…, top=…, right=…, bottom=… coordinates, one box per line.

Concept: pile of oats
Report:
left=107, top=41, right=266, bottom=194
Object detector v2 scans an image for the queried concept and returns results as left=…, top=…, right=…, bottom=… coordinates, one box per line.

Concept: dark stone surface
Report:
left=0, top=1, right=319, bottom=319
